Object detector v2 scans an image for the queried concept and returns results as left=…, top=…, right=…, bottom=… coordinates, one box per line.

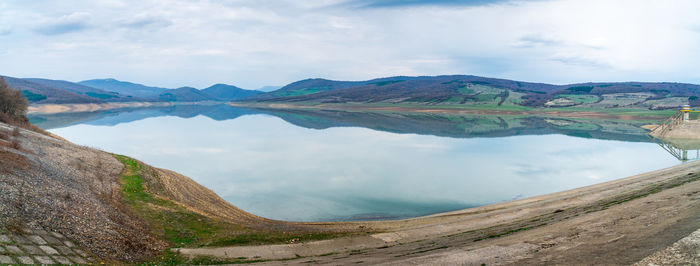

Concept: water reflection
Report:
left=30, top=105, right=683, bottom=221
left=650, top=137, right=700, bottom=161
left=29, top=104, right=653, bottom=142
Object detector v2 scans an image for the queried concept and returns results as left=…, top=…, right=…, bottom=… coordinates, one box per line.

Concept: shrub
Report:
left=0, top=77, right=28, bottom=119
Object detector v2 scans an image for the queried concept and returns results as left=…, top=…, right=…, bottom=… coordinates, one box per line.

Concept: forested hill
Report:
left=241, top=75, right=700, bottom=110
left=1, top=76, right=261, bottom=104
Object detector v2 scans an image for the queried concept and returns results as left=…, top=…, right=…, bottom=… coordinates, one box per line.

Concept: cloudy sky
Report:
left=1, top=0, right=699, bottom=89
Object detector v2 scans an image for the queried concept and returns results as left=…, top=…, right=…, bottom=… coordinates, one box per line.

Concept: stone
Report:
left=16, top=256, right=34, bottom=264
left=0, top=235, right=10, bottom=243
left=34, top=255, right=55, bottom=264
left=42, top=235, right=62, bottom=245
left=39, top=245, right=60, bottom=255
left=0, top=255, right=15, bottom=264
left=50, top=232, right=65, bottom=239
left=52, top=255, right=72, bottom=264
left=56, top=246, right=74, bottom=255
left=63, top=240, right=75, bottom=247
left=28, top=235, right=48, bottom=245
left=34, top=229, right=49, bottom=235
left=0, top=246, right=4, bottom=253
left=74, top=248, right=88, bottom=257
left=69, top=256, right=87, bottom=264
left=5, top=245, right=23, bottom=254
left=21, top=245, right=45, bottom=255
left=9, top=234, right=31, bottom=244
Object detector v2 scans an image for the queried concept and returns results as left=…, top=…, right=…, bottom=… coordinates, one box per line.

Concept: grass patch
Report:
left=153, top=250, right=268, bottom=265
left=209, top=232, right=342, bottom=246
left=113, top=155, right=353, bottom=263
left=458, top=86, right=475, bottom=95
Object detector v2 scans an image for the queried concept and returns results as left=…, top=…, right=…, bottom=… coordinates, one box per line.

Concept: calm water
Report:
left=35, top=105, right=682, bottom=221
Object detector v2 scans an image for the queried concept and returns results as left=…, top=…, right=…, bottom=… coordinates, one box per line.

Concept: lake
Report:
left=30, top=104, right=686, bottom=221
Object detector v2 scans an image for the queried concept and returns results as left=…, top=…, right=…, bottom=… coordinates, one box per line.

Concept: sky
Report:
left=1, top=0, right=700, bottom=90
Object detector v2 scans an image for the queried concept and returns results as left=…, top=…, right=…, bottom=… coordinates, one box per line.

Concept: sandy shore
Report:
left=177, top=160, right=700, bottom=265
left=27, top=101, right=224, bottom=114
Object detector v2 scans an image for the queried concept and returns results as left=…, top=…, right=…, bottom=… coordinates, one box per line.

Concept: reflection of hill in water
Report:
left=29, top=104, right=653, bottom=142
left=29, top=104, right=259, bottom=129
left=259, top=109, right=652, bottom=143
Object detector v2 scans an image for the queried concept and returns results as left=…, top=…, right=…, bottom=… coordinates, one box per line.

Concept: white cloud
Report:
left=0, top=0, right=699, bottom=89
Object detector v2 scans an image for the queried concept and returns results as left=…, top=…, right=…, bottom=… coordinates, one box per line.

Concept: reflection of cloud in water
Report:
left=50, top=114, right=681, bottom=221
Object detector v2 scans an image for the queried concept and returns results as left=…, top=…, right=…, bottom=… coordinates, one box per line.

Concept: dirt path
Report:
left=177, top=161, right=700, bottom=264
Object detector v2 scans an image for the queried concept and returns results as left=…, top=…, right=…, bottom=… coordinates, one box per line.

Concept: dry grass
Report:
left=0, top=150, right=31, bottom=173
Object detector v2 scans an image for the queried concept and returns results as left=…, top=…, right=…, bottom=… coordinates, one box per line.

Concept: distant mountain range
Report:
left=241, top=75, right=700, bottom=110
left=1, top=76, right=263, bottom=104
left=5, top=74, right=700, bottom=109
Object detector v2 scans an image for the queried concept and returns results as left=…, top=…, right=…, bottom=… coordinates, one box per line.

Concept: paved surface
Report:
left=0, top=229, right=93, bottom=264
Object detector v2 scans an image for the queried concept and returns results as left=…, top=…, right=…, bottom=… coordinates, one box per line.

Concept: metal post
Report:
left=682, top=105, right=690, bottom=121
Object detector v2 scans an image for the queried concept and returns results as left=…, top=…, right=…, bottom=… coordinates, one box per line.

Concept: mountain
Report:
left=79, top=78, right=168, bottom=98
left=242, top=75, right=700, bottom=110
left=24, top=78, right=132, bottom=101
left=259, top=77, right=401, bottom=98
left=202, top=84, right=263, bottom=101
left=4, top=75, right=260, bottom=104
left=2, top=76, right=104, bottom=104
left=158, top=87, right=218, bottom=102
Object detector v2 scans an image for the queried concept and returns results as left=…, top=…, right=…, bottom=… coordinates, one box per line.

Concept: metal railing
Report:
left=649, top=111, right=685, bottom=137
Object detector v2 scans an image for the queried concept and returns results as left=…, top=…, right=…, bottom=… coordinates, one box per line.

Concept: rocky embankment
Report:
left=0, top=122, right=165, bottom=262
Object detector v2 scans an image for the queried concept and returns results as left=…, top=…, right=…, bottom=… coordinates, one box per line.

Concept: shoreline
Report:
left=176, top=160, right=700, bottom=264
left=228, top=101, right=672, bottom=120
left=25, top=101, right=674, bottom=121
left=26, top=101, right=225, bottom=114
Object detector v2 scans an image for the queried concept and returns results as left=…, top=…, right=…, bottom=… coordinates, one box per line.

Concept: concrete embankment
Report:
left=178, top=161, right=700, bottom=265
